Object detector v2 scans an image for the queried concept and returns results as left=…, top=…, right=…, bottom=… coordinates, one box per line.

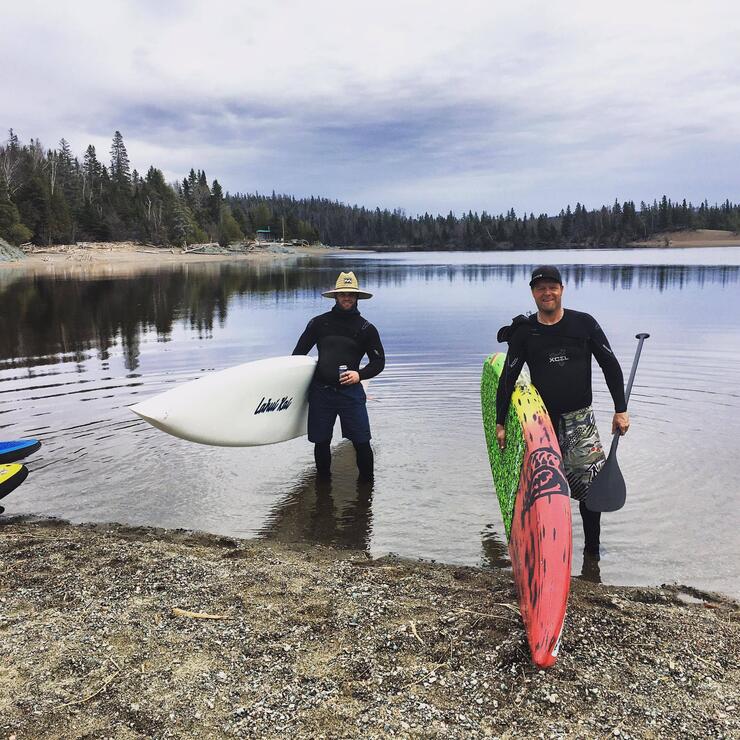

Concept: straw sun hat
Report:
left=321, top=271, right=373, bottom=299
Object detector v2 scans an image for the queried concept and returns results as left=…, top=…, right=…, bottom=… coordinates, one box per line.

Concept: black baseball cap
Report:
left=529, top=265, right=563, bottom=287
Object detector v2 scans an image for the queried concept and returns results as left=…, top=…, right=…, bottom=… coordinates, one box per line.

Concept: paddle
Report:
left=585, top=332, right=650, bottom=513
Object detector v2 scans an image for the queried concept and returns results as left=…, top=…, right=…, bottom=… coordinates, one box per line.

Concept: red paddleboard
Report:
left=482, top=353, right=572, bottom=668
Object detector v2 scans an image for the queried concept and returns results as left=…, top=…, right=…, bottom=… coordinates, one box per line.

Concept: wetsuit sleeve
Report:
left=358, top=324, right=385, bottom=380
left=589, top=319, right=627, bottom=412
left=495, top=328, right=528, bottom=425
left=292, top=319, right=317, bottom=355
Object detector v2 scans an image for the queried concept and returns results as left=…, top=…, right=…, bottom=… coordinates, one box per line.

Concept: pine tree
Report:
left=16, top=173, right=52, bottom=245
left=561, top=205, right=573, bottom=240
left=210, top=179, right=224, bottom=223
left=57, top=138, right=74, bottom=198
left=82, top=145, right=100, bottom=204
left=218, top=205, right=244, bottom=246
left=109, top=130, right=131, bottom=187
left=0, top=177, right=32, bottom=244
left=1, top=129, right=22, bottom=197
left=659, top=195, right=669, bottom=229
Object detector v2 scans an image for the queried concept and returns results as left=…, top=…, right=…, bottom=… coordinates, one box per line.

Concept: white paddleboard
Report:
left=130, top=356, right=317, bottom=446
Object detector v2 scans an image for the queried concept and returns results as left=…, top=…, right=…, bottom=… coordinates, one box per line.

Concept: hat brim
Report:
left=322, top=289, right=373, bottom=299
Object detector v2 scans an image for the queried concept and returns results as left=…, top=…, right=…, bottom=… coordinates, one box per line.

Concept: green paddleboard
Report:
left=481, top=353, right=526, bottom=540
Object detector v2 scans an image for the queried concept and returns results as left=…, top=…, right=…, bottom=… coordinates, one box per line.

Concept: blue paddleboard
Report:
left=0, top=439, right=42, bottom=464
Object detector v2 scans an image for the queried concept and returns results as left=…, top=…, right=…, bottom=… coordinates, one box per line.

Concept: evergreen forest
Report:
left=1, top=129, right=738, bottom=250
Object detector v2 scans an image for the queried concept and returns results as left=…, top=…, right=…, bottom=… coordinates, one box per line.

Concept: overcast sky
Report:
left=2, top=0, right=739, bottom=216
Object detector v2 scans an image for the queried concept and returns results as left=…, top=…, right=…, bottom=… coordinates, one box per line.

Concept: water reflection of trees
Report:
left=0, top=262, right=337, bottom=370
left=323, top=261, right=740, bottom=291
left=1, top=260, right=736, bottom=370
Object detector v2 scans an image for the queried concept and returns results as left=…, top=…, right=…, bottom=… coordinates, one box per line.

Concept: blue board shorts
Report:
left=307, top=382, right=371, bottom=444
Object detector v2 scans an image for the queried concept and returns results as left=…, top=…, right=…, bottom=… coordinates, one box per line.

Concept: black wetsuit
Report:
left=495, top=309, right=626, bottom=556
left=293, top=305, right=385, bottom=385
left=495, top=309, right=626, bottom=428
left=293, top=305, right=385, bottom=480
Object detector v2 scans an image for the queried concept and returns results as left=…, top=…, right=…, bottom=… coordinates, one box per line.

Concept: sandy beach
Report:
left=0, top=241, right=340, bottom=276
left=629, top=229, right=740, bottom=248
left=0, top=518, right=737, bottom=739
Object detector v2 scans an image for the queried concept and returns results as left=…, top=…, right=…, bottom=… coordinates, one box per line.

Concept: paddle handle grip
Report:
left=608, top=333, right=649, bottom=454
left=624, top=333, right=650, bottom=405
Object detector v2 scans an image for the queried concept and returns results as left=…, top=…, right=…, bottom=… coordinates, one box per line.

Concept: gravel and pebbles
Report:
left=0, top=518, right=737, bottom=739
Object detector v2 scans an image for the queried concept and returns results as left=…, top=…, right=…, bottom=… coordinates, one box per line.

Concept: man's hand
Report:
left=496, top=423, right=506, bottom=450
left=612, top=411, right=630, bottom=435
left=340, top=370, right=361, bottom=385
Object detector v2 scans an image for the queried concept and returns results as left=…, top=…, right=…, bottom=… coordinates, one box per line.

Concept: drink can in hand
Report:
left=339, top=364, right=348, bottom=381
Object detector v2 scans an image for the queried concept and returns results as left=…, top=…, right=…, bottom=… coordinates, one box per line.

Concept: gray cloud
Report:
left=2, top=0, right=739, bottom=215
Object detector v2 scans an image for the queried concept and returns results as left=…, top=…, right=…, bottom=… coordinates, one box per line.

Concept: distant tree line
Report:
left=1, top=129, right=739, bottom=249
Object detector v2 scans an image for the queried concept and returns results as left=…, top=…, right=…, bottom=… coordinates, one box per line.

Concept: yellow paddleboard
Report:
left=0, top=462, right=29, bottom=504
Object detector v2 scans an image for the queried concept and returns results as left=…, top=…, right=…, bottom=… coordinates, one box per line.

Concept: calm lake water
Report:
left=2, top=248, right=739, bottom=598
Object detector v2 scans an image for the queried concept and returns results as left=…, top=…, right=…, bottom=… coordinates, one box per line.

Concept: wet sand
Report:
left=0, top=518, right=737, bottom=739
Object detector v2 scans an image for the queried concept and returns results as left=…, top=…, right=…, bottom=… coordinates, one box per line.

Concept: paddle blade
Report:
left=584, top=454, right=626, bottom=512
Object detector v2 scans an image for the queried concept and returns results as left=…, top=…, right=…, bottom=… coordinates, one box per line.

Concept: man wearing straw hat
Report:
left=293, top=271, right=385, bottom=481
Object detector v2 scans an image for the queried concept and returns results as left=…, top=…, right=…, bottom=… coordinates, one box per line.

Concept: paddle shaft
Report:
left=606, top=332, right=650, bottom=456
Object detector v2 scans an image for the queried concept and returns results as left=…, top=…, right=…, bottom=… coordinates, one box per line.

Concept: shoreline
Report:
left=0, top=517, right=737, bottom=738
left=0, top=242, right=342, bottom=275
left=336, top=229, right=740, bottom=252
left=2, top=228, right=739, bottom=273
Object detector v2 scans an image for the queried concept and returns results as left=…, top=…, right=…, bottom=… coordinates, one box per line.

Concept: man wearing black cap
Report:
left=494, top=265, right=629, bottom=559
